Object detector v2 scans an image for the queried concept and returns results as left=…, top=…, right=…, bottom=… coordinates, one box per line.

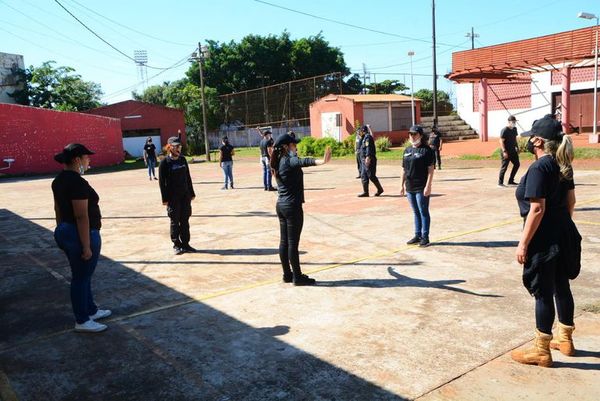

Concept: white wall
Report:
left=455, top=82, right=478, bottom=132
left=124, top=136, right=161, bottom=158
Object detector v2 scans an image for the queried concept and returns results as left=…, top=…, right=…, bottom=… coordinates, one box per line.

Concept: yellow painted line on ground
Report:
left=575, top=220, right=600, bottom=226
left=0, top=370, right=19, bottom=401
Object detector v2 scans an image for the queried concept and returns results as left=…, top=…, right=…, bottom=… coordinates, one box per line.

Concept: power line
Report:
left=52, top=0, right=172, bottom=70
left=253, top=0, right=469, bottom=49
left=364, top=40, right=470, bottom=71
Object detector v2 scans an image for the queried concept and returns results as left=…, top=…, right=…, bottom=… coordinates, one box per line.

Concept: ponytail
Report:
left=544, top=134, right=574, bottom=180
left=270, top=146, right=284, bottom=178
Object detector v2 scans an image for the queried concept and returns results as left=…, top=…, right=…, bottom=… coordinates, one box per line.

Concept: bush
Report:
left=297, top=136, right=316, bottom=156
left=297, top=136, right=355, bottom=157
left=375, top=136, right=392, bottom=152
left=342, top=134, right=357, bottom=154
left=517, top=136, right=529, bottom=153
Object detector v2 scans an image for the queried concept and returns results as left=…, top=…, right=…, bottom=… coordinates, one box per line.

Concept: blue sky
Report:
left=2, top=0, right=599, bottom=103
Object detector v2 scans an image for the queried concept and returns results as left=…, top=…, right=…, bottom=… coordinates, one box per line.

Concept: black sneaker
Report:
left=357, top=193, right=369, bottom=198
left=375, top=189, right=384, bottom=197
left=182, top=244, right=197, bottom=253
left=419, top=237, right=430, bottom=247
left=282, top=273, right=293, bottom=283
left=173, top=246, right=185, bottom=255
left=355, top=175, right=361, bottom=179
left=293, top=274, right=316, bottom=286
left=406, top=236, right=421, bottom=245
left=507, top=181, right=518, bottom=186
left=268, top=187, right=277, bottom=191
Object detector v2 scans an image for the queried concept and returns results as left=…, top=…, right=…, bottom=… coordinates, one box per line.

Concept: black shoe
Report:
left=264, top=188, right=268, bottom=191
left=406, top=236, right=421, bottom=245
left=438, top=166, right=442, bottom=170
left=182, top=244, right=197, bottom=253
left=355, top=176, right=361, bottom=179
left=268, top=187, right=277, bottom=191
left=374, top=189, right=384, bottom=197
left=173, top=246, right=185, bottom=255
left=230, top=184, right=234, bottom=189
left=153, top=177, right=158, bottom=180
left=507, top=181, right=518, bottom=186
left=293, top=274, right=316, bottom=286
left=282, top=273, right=293, bottom=283
left=357, top=193, right=369, bottom=197
left=419, top=237, right=430, bottom=247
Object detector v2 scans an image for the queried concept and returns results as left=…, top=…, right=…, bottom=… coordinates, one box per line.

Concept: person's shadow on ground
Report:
left=317, top=266, right=503, bottom=298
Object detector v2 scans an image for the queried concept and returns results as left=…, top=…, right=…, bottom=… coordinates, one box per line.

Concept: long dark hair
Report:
left=270, top=145, right=287, bottom=178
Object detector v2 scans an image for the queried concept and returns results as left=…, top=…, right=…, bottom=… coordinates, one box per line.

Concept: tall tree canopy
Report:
left=10, top=61, right=102, bottom=111
left=413, top=89, right=454, bottom=112
left=366, top=80, right=409, bottom=94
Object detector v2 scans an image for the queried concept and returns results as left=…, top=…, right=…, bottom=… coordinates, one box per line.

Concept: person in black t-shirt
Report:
left=159, top=136, right=196, bottom=255
left=499, top=115, right=520, bottom=186
left=429, top=126, right=443, bottom=170
left=257, top=128, right=276, bottom=191
left=143, top=137, right=158, bottom=181
left=219, top=136, right=235, bottom=190
left=511, top=115, right=580, bottom=368
left=52, top=143, right=111, bottom=333
left=270, top=132, right=332, bottom=286
left=401, top=125, right=435, bottom=247
left=357, top=125, right=384, bottom=197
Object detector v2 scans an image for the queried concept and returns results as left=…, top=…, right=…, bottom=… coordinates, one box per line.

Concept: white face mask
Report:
left=508, top=122, right=516, bottom=128
left=288, top=150, right=296, bottom=157
left=78, top=163, right=85, bottom=175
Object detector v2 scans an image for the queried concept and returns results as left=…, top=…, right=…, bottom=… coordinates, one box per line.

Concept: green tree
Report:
left=10, top=61, right=102, bottom=111
left=413, top=89, right=453, bottom=113
left=367, top=80, right=409, bottom=94
left=343, top=73, right=363, bottom=94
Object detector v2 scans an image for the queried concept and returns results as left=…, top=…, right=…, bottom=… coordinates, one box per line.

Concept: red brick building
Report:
left=86, top=100, right=186, bottom=156
left=0, top=104, right=122, bottom=175
left=309, top=94, right=421, bottom=145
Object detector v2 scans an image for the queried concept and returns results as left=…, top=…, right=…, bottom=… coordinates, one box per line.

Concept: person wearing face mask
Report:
left=270, top=132, right=332, bottom=286
left=257, top=128, right=277, bottom=191
left=143, top=137, right=158, bottom=181
left=498, top=115, right=521, bottom=187
left=357, top=125, right=384, bottom=197
left=159, top=136, right=196, bottom=255
left=429, top=126, right=443, bottom=170
left=401, top=125, right=435, bottom=247
left=219, top=136, right=235, bottom=190
left=511, top=115, right=581, bottom=368
left=52, top=144, right=111, bottom=333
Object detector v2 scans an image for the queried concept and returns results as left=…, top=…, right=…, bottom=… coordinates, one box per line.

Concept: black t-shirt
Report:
left=429, top=132, right=441, bottom=149
left=360, top=134, right=376, bottom=159
left=260, top=137, right=274, bottom=158
left=220, top=144, right=234, bottom=162
left=501, top=127, right=518, bottom=153
left=158, top=156, right=196, bottom=203
left=144, top=143, right=157, bottom=160
left=276, top=155, right=316, bottom=207
left=403, top=144, right=435, bottom=192
left=515, top=156, right=574, bottom=218
left=52, top=170, right=102, bottom=230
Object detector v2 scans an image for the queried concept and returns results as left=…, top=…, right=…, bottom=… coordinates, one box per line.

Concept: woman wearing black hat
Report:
left=159, top=136, right=196, bottom=255
left=401, top=125, right=435, bottom=247
left=52, top=144, right=111, bottom=333
left=511, top=115, right=580, bottom=368
left=269, top=132, right=332, bottom=285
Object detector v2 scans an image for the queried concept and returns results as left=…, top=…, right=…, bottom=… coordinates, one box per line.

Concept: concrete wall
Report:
left=0, top=104, right=123, bottom=175
left=0, top=52, right=25, bottom=104
left=310, top=95, right=356, bottom=140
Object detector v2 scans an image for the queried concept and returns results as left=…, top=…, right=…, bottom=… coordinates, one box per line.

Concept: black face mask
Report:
left=526, top=138, right=536, bottom=154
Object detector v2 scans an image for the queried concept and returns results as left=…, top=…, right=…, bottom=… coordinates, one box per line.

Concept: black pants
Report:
left=276, top=202, right=304, bottom=277
left=356, top=152, right=362, bottom=176
left=535, top=256, right=575, bottom=334
left=361, top=157, right=383, bottom=194
left=167, top=197, right=192, bottom=246
left=433, top=148, right=441, bottom=168
left=499, top=151, right=520, bottom=184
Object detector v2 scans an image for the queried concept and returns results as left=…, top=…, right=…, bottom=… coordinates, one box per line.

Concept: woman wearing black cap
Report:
left=401, top=125, right=435, bottom=247
left=143, top=137, right=158, bottom=181
left=159, top=136, right=196, bottom=255
left=511, top=115, right=580, bottom=367
left=52, top=144, right=111, bottom=333
left=269, top=132, right=332, bottom=285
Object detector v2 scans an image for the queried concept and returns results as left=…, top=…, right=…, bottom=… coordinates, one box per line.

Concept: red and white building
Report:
left=448, top=26, right=600, bottom=143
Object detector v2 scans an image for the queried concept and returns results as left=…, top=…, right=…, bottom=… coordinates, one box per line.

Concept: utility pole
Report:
left=465, top=27, right=480, bottom=50
left=408, top=51, right=416, bottom=126
left=432, top=0, right=438, bottom=127
left=197, top=42, right=210, bottom=161
left=362, top=63, right=368, bottom=94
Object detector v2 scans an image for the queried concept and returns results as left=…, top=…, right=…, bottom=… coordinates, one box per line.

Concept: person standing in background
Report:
left=355, top=128, right=363, bottom=179
left=429, top=126, right=443, bottom=170
left=357, top=125, right=384, bottom=197
left=499, top=115, right=520, bottom=187
left=257, top=128, right=277, bottom=191
left=143, top=137, right=158, bottom=181
left=219, top=136, right=235, bottom=190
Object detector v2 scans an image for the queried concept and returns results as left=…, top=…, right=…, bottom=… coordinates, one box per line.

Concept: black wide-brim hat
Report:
left=54, top=143, right=95, bottom=164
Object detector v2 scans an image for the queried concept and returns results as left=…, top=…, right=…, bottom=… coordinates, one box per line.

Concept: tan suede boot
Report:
left=550, top=322, right=575, bottom=356
left=511, top=330, right=553, bottom=367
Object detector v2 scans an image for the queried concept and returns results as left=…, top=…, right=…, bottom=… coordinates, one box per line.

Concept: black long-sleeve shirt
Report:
left=158, top=156, right=195, bottom=203
left=360, top=133, right=376, bottom=159
left=275, top=155, right=316, bottom=207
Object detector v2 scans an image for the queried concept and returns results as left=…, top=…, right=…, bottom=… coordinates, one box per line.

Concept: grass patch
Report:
left=460, top=147, right=600, bottom=161
left=580, top=301, right=600, bottom=314
left=87, top=159, right=146, bottom=174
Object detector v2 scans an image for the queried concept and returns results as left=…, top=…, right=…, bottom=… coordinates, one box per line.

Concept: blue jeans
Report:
left=261, top=156, right=272, bottom=189
left=147, top=158, right=156, bottom=178
left=406, top=191, right=431, bottom=238
left=54, top=223, right=101, bottom=324
left=221, top=161, right=233, bottom=188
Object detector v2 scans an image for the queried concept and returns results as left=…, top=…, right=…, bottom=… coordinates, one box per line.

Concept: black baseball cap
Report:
left=263, top=130, right=272, bottom=136
left=361, top=125, right=370, bottom=133
left=409, top=125, right=424, bottom=135
left=54, top=143, right=94, bottom=164
left=520, top=115, right=563, bottom=140
left=508, top=115, right=517, bottom=122
left=167, top=136, right=181, bottom=145
left=274, top=133, right=301, bottom=147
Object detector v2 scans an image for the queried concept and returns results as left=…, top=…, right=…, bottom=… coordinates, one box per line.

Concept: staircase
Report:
left=420, top=115, right=479, bottom=141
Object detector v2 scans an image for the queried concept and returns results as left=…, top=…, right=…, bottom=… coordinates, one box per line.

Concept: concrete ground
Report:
left=1, top=158, right=599, bottom=401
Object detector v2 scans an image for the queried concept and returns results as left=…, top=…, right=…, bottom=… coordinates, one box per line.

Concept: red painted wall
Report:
left=0, top=104, right=123, bottom=175
left=309, top=95, right=357, bottom=140
left=85, top=100, right=186, bottom=147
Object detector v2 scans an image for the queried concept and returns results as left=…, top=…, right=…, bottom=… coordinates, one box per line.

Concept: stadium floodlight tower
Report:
left=133, top=50, right=148, bottom=89
left=578, top=11, right=599, bottom=143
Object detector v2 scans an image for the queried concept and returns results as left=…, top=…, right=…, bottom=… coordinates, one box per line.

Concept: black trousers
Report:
left=499, top=151, right=520, bottom=184
left=361, top=157, right=383, bottom=194
left=167, top=197, right=192, bottom=246
left=535, top=256, right=575, bottom=334
left=276, top=202, right=304, bottom=277
left=433, top=148, right=441, bottom=168
left=355, top=152, right=362, bottom=176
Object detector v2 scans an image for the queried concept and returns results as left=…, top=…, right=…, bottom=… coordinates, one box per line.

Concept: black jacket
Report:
left=158, top=156, right=196, bottom=203
left=275, top=155, right=316, bottom=207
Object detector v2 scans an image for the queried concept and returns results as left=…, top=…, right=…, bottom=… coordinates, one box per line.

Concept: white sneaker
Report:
left=75, top=320, right=107, bottom=333
left=89, top=309, right=112, bottom=320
